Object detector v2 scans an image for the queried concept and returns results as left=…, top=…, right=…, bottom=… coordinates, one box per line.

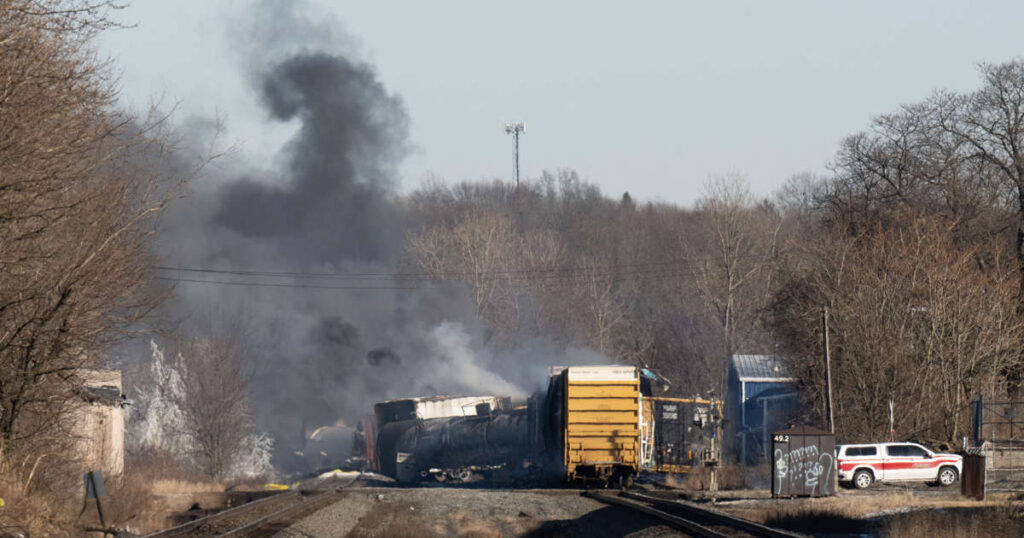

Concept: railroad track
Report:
left=585, top=490, right=806, bottom=538
left=145, top=488, right=344, bottom=538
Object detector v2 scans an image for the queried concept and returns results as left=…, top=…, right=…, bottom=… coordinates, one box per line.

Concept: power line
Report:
left=151, top=264, right=700, bottom=292
left=152, top=256, right=702, bottom=281
left=152, top=276, right=422, bottom=291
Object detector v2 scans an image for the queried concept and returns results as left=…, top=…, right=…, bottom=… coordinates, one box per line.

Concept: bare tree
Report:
left=406, top=201, right=562, bottom=345
left=825, top=59, right=1024, bottom=398
left=943, top=62, right=1024, bottom=290
left=172, top=336, right=255, bottom=480
left=771, top=212, right=1023, bottom=442
left=688, top=175, right=782, bottom=389
left=0, top=1, right=192, bottom=460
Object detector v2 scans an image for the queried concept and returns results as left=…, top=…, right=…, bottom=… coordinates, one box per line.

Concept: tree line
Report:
left=401, top=60, right=1024, bottom=446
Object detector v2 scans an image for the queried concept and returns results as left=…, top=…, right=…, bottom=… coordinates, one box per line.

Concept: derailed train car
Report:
left=363, top=366, right=722, bottom=484
left=383, top=407, right=537, bottom=482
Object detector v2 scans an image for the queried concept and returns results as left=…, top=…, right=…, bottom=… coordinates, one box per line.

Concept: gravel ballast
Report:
left=272, top=487, right=682, bottom=537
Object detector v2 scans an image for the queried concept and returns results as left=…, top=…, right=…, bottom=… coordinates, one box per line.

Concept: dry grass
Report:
left=885, top=505, right=1024, bottom=538
left=95, top=472, right=162, bottom=535
left=675, top=463, right=745, bottom=490
left=763, top=491, right=918, bottom=521
left=149, top=479, right=224, bottom=495
left=108, top=449, right=229, bottom=534
left=0, top=446, right=84, bottom=537
left=756, top=492, right=1024, bottom=537
left=0, top=478, right=72, bottom=537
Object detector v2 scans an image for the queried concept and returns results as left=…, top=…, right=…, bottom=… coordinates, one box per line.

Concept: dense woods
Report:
left=401, top=172, right=777, bottom=398
left=401, top=60, right=1024, bottom=446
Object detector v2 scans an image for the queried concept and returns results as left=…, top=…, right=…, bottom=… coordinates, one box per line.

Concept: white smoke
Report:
left=423, top=322, right=527, bottom=399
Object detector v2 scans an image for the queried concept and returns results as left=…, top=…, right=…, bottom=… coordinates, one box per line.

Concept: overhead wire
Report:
left=151, top=276, right=422, bottom=291
left=151, top=257, right=709, bottom=291
left=152, top=256, right=701, bottom=280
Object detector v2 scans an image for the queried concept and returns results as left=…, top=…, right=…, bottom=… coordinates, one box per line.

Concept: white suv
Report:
left=836, top=442, right=962, bottom=489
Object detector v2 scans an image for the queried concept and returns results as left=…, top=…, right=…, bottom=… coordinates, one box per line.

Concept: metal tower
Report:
left=504, top=122, right=525, bottom=188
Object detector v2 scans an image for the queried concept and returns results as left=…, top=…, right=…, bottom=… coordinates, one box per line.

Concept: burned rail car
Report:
left=363, top=366, right=722, bottom=485
left=382, top=407, right=538, bottom=482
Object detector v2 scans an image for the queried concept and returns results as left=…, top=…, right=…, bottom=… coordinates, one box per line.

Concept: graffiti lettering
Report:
left=774, top=445, right=833, bottom=496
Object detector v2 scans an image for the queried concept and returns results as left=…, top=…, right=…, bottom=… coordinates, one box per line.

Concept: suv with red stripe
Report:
left=837, top=442, right=961, bottom=489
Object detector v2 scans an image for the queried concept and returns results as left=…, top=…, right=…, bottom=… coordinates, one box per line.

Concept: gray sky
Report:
left=97, top=1, right=1024, bottom=206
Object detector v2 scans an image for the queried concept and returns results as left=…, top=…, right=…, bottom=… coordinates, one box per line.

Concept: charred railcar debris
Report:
left=359, top=366, right=723, bottom=485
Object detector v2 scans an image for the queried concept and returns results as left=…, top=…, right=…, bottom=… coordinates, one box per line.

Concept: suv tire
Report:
left=853, top=469, right=873, bottom=489
left=937, top=466, right=958, bottom=487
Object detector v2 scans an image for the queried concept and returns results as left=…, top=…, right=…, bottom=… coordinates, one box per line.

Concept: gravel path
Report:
left=272, top=488, right=684, bottom=537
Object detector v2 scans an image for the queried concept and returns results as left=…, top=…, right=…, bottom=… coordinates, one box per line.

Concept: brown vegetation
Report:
left=400, top=60, right=1024, bottom=449
left=771, top=213, right=1024, bottom=441
left=0, top=1, right=192, bottom=533
left=172, top=335, right=258, bottom=480
left=678, top=463, right=745, bottom=491
left=757, top=493, right=1024, bottom=538
left=402, top=171, right=772, bottom=398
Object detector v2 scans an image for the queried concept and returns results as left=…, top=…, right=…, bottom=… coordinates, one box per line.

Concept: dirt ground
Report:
left=271, top=488, right=682, bottom=537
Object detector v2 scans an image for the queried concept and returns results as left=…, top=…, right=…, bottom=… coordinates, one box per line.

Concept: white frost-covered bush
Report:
left=130, top=339, right=274, bottom=480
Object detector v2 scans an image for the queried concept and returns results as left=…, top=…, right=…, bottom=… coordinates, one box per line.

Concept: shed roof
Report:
left=731, top=354, right=796, bottom=382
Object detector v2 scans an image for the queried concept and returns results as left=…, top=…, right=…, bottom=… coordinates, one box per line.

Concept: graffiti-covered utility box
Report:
left=771, top=425, right=836, bottom=497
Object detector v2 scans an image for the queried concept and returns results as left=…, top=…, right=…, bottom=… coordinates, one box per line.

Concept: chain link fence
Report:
left=971, top=397, right=1024, bottom=491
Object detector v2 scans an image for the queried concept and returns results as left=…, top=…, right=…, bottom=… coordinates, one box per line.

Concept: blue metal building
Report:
left=726, top=354, right=799, bottom=463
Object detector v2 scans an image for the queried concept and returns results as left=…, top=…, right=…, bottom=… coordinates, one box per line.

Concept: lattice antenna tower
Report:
left=504, top=122, right=526, bottom=188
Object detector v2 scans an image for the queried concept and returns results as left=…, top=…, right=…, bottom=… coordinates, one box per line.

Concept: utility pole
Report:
left=822, top=307, right=835, bottom=434
left=504, top=122, right=525, bottom=188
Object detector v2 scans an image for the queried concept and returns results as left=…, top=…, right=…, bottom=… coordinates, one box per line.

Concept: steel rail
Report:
left=619, top=491, right=805, bottom=538
left=219, top=489, right=343, bottom=537
left=144, top=491, right=299, bottom=538
left=585, top=491, right=730, bottom=538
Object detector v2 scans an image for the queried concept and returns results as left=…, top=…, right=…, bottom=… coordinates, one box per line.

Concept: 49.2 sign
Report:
left=773, top=434, right=790, bottom=443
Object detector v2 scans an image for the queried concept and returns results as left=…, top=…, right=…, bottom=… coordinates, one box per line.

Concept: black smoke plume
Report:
left=152, top=1, right=609, bottom=473
left=214, top=51, right=406, bottom=263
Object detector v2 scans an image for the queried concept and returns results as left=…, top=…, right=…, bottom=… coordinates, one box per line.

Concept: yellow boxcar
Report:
left=562, top=366, right=641, bottom=483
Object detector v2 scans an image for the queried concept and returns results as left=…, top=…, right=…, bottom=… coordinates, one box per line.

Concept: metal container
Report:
left=961, top=453, right=985, bottom=500
left=387, top=410, right=533, bottom=482
left=374, top=395, right=508, bottom=427
left=560, top=366, right=641, bottom=482
left=770, top=425, right=836, bottom=497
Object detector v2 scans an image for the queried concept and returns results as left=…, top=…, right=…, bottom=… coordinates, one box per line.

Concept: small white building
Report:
left=74, top=369, right=126, bottom=476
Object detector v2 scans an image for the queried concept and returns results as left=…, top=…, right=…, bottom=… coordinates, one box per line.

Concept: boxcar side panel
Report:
left=563, top=367, right=640, bottom=479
